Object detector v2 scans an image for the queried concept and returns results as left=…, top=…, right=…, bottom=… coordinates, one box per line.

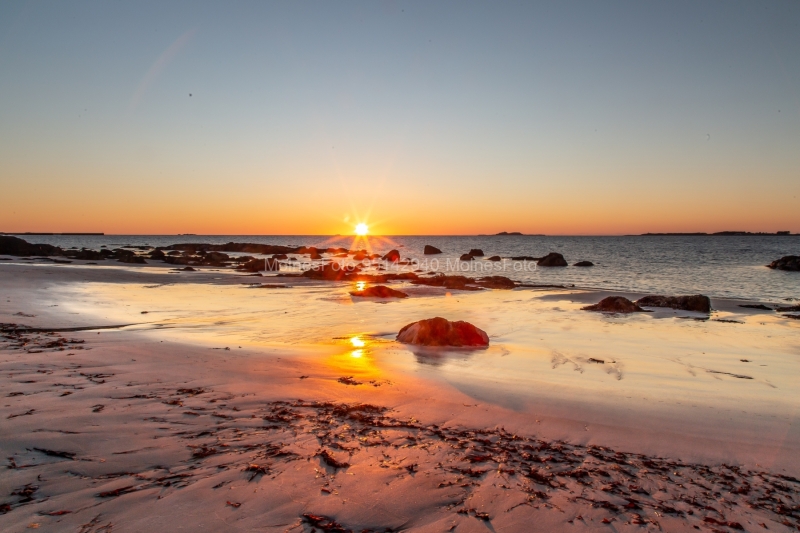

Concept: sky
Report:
left=0, top=0, right=798, bottom=235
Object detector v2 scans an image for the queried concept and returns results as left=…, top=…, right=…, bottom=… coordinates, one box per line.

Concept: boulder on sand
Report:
left=423, top=245, right=442, bottom=255
left=635, top=295, right=711, bottom=314
left=396, top=317, right=489, bottom=347
left=574, top=261, right=594, bottom=267
left=767, top=256, right=800, bottom=271
left=537, top=252, right=568, bottom=267
left=382, top=250, right=401, bottom=262
left=349, top=285, right=408, bottom=298
left=582, top=297, right=645, bottom=313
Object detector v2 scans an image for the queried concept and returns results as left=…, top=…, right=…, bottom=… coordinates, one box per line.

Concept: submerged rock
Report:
left=423, top=245, right=442, bottom=255
left=486, top=255, right=502, bottom=261
left=574, top=261, right=594, bottom=267
left=767, top=255, right=800, bottom=271
left=636, top=294, right=711, bottom=313
left=582, top=297, right=645, bottom=313
left=238, top=258, right=280, bottom=273
left=459, top=254, right=474, bottom=261
left=396, top=317, right=489, bottom=347
left=349, top=285, right=408, bottom=298
left=537, top=252, right=568, bottom=267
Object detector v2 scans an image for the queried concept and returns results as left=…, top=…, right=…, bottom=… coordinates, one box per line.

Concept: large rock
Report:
left=349, top=285, right=408, bottom=298
left=636, top=295, right=711, bottom=313
left=767, top=256, right=800, bottom=271
left=537, top=252, right=567, bottom=267
left=396, top=317, right=489, bottom=347
left=468, top=249, right=484, bottom=257
left=582, top=297, right=645, bottom=313
left=474, top=276, right=516, bottom=289
left=0, top=236, right=63, bottom=257
left=574, top=261, right=594, bottom=267
left=382, top=250, right=401, bottom=262
left=238, top=257, right=280, bottom=273
left=459, top=254, right=474, bottom=261
left=423, top=245, right=442, bottom=255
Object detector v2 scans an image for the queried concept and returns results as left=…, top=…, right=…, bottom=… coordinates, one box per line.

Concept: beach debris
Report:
left=318, top=449, right=350, bottom=469
left=32, top=448, right=76, bottom=459
left=635, top=294, right=711, bottom=313
left=226, top=501, right=241, bottom=508
left=573, top=261, right=594, bottom=267
left=302, top=513, right=349, bottom=532
left=349, top=285, right=408, bottom=298
left=766, top=255, right=800, bottom=271
left=244, top=463, right=269, bottom=480
left=582, top=297, right=645, bottom=313
left=396, top=317, right=489, bottom=347
left=537, top=252, right=568, bottom=267
left=423, top=245, right=442, bottom=255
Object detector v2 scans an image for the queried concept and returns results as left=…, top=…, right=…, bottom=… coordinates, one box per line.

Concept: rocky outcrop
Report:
left=459, top=254, right=474, bottom=261
left=468, top=249, right=484, bottom=257
left=382, top=250, right=401, bottom=262
left=238, top=258, right=280, bottom=273
left=165, top=242, right=296, bottom=255
left=537, top=253, right=567, bottom=267
left=574, top=261, right=594, bottom=267
left=767, top=256, right=800, bottom=271
left=582, top=297, right=645, bottom=313
left=396, top=317, right=489, bottom=347
left=636, top=295, right=711, bottom=314
left=0, top=236, right=63, bottom=257
left=349, top=285, right=408, bottom=298
left=303, top=262, right=360, bottom=281
left=423, top=245, right=442, bottom=255
left=474, top=276, right=516, bottom=289
left=410, top=274, right=482, bottom=291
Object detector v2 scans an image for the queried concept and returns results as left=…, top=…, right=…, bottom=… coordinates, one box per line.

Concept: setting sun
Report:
left=355, top=223, right=368, bottom=236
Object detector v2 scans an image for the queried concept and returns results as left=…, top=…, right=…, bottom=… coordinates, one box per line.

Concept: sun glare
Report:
left=355, top=223, right=368, bottom=236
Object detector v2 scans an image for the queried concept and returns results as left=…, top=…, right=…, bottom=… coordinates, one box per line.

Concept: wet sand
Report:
left=1, top=260, right=799, bottom=532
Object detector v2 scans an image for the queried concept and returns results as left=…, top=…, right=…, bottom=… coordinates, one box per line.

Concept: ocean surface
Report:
left=10, top=234, right=800, bottom=302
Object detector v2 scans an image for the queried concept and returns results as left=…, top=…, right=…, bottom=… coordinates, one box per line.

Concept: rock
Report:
left=410, top=274, right=481, bottom=291
left=636, top=295, right=711, bottom=314
left=177, top=266, right=196, bottom=271
left=396, top=317, right=489, bottom=347
left=468, top=249, right=484, bottom=257
left=537, top=253, right=567, bottom=267
left=352, top=251, right=369, bottom=261
left=739, top=304, right=772, bottom=311
left=303, top=262, right=360, bottom=281
left=149, top=249, right=166, bottom=260
left=117, top=255, right=147, bottom=264
left=775, top=304, right=800, bottom=312
left=272, top=254, right=288, bottom=260
left=423, top=245, right=442, bottom=255
left=511, top=256, right=538, bottom=261
left=574, top=261, right=594, bottom=267
left=0, top=236, right=63, bottom=257
left=486, top=256, right=502, bottom=261
left=382, top=250, right=401, bottom=262
left=200, top=251, right=230, bottom=266
left=349, top=285, right=408, bottom=298
left=459, top=254, right=474, bottom=261
left=237, top=258, right=280, bottom=273
left=474, top=276, right=516, bottom=289
left=767, top=256, right=800, bottom=271
left=582, top=297, right=645, bottom=313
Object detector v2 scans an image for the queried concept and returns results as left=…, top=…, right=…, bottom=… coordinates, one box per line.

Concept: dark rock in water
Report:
left=297, top=247, right=322, bottom=260
left=117, top=255, right=147, bottom=264
left=574, top=261, right=594, bottom=267
left=468, top=249, right=484, bottom=257
left=474, top=276, right=516, bottom=289
left=410, top=274, right=481, bottom=291
left=0, top=236, right=63, bottom=257
left=303, top=262, right=360, bottom=281
left=349, top=285, right=408, bottom=298
left=459, top=254, right=474, bottom=261
left=537, top=252, right=567, bottom=267
left=65, top=248, right=113, bottom=261
left=352, top=251, right=369, bottom=261
left=396, top=317, right=489, bottom=347
left=272, top=254, right=288, bottom=260
left=636, top=294, right=711, bottom=313
left=423, top=245, right=442, bottom=255
left=785, top=314, right=800, bottom=320
left=486, top=256, right=502, bottom=261
left=149, top=249, right=166, bottom=260
left=327, top=247, right=348, bottom=254
left=382, top=250, right=401, bottom=262
left=739, top=304, right=773, bottom=311
left=200, top=251, right=230, bottom=266
left=511, top=256, right=538, bottom=261
left=583, top=297, right=645, bottom=313
left=775, top=304, right=800, bottom=312
left=238, top=258, right=280, bottom=273
left=767, top=256, right=800, bottom=271
left=177, top=266, right=196, bottom=271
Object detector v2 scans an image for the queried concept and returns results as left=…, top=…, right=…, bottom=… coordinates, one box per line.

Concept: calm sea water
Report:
left=11, top=234, right=800, bottom=302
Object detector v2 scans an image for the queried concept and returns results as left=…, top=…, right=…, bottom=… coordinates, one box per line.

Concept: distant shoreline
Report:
left=635, top=231, right=794, bottom=236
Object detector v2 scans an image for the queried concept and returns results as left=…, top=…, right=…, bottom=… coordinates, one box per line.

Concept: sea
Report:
left=8, top=234, right=800, bottom=302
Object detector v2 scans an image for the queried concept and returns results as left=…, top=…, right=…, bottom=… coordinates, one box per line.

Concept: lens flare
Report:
left=355, top=223, right=368, bottom=236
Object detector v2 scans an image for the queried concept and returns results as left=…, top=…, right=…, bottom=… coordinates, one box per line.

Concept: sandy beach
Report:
left=2, top=259, right=799, bottom=532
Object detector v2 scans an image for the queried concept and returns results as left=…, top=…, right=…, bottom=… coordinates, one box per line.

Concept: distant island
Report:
left=491, top=232, right=545, bottom=236
left=638, top=231, right=793, bottom=236
left=0, top=232, right=104, bottom=235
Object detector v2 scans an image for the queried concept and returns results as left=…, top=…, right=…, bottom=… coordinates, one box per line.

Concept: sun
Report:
left=355, top=223, right=368, bottom=236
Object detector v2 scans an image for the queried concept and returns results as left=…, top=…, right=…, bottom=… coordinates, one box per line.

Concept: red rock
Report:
left=396, top=317, right=489, bottom=347
left=582, top=296, right=645, bottom=313
left=423, top=245, right=442, bottom=255
left=349, top=285, right=408, bottom=298
left=382, top=250, right=401, bottom=262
